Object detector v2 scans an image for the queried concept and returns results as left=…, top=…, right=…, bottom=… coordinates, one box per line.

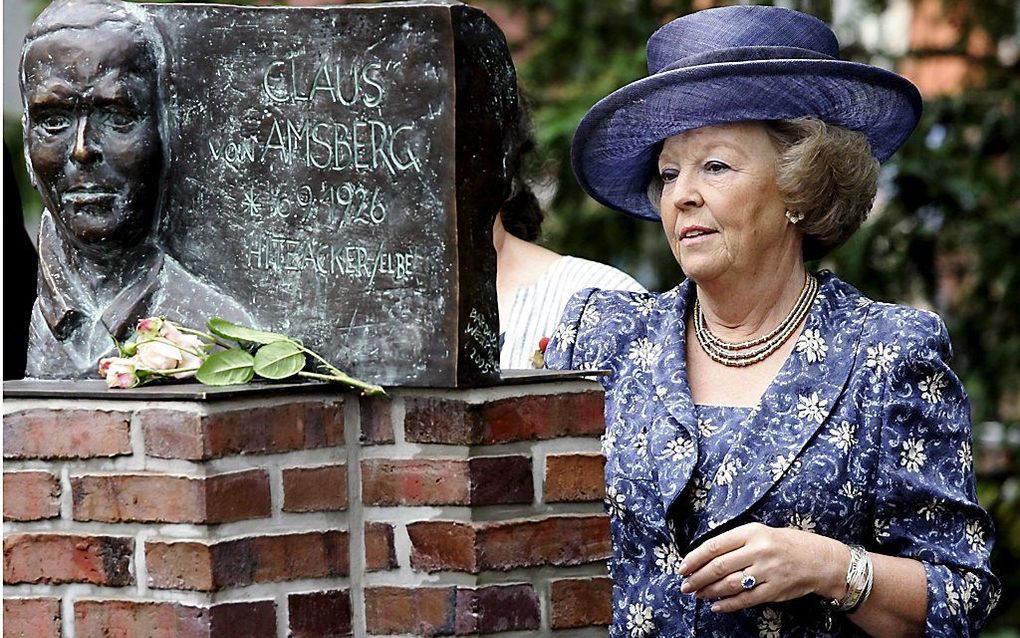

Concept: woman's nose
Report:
left=668, top=173, right=704, bottom=210
left=70, top=116, right=101, bottom=165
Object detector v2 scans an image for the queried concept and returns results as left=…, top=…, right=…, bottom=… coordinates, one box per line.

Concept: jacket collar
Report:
left=646, top=271, right=869, bottom=548
left=36, top=211, right=163, bottom=342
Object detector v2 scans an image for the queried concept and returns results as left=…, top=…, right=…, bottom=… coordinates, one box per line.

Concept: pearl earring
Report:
left=786, top=210, right=804, bottom=224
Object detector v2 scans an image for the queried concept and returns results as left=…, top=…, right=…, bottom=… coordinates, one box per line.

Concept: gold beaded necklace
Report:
left=693, top=273, right=818, bottom=367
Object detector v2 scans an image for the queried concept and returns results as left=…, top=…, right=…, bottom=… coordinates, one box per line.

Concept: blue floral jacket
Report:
left=545, top=272, right=998, bottom=637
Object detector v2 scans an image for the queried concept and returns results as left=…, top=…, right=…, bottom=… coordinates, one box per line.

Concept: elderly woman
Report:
left=546, top=6, right=998, bottom=637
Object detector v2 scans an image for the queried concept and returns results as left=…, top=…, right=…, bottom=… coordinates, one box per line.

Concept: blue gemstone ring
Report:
left=740, top=571, right=757, bottom=590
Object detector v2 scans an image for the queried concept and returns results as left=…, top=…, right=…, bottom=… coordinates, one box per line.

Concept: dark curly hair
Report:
left=500, top=95, right=544, bottom=242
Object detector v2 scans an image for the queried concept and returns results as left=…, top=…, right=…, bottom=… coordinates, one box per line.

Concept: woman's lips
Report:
left=678, top=225, right=717, bottom=242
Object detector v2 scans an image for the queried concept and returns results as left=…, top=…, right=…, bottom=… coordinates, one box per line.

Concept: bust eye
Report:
left=659, top=167, right=680, bottom=183
left=36, top=112, right=73, bottom=135
left=704, top=160, right=730, bottom=174
left=99, top=109, right=141, bottom=132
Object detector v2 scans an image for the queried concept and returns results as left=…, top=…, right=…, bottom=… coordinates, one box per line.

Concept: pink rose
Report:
left=136, top=340, right=183, bottom=371
left=102, top=357, right=139, bottom=389
left=158, top=321, right=206, bottom=378
left=135, top=317, right=164, bottom=339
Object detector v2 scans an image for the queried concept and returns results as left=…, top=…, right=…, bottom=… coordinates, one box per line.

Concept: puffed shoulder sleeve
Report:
left=872, top=312, right=1000, bottom=636
left=544, top=287, right=609, bottom=372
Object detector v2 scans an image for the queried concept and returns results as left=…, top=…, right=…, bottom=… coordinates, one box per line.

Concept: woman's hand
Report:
left=678, top=522, right=849, bottom=612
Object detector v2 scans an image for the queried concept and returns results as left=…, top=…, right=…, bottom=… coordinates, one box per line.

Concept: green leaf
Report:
left=207, top=317, right=291, bottom=345
left=195, top=348, right=255, bottom=386
left=253, top=340, right=306, bottom=380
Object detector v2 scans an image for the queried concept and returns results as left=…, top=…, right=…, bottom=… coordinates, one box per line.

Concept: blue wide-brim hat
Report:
left=571, top=5, right=922, bottom=221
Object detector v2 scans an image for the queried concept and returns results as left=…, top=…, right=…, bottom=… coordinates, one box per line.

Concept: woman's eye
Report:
left=659, top=167, right=679, bottom=183
left=704, top=161, right=730, bottom=174
left=37, top=113, right=72, bottom=134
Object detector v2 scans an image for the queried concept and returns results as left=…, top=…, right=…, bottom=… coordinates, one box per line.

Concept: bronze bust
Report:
left=21, top=0, right=252, bottom=379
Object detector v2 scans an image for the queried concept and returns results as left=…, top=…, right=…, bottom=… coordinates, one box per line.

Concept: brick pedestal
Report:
left=3, top=381, right=611, bottom=637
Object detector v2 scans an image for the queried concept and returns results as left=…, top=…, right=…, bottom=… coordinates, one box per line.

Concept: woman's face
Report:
left=657, top=122, right=799, bottom=285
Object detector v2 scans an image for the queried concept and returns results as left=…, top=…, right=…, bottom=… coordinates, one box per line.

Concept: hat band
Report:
left=653, top=45, right=835, bottom=75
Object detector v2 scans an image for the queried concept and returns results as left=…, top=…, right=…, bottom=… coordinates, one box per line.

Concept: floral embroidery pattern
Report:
left=865, top=342, right=900, bottom=374
left=605, top=484, right=626, bottom=519
left=796, top=392, right=827, bottom=423
left=630, top=296, right=656, bottom=317
left=901, top=437, right=927, bottom=472
left=795, top=328, right=828, bottom=363
left=580, top=303, right=602, bottom=329
left=757, top=607, right=783, bottom=638
left=626, top=603, right=654, bottom=637
left=552, top=323, right=577, bottom=351
left=825, top=420, right=857, bottom=453
left=665, top=436, right=696, bottom=461
left=958, top=441, right=973, bottom=474
left=919, top=371, right=947, bottom=404
left=627, top=337, right=662, bottom=371
left=653, top=543, right=684, bottom=575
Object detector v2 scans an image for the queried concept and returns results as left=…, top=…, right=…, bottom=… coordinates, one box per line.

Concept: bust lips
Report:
left=62, top=190, right=117, bottom=205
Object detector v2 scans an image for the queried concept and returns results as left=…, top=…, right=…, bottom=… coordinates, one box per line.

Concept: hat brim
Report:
left=571, top=58, right=922, bottom=221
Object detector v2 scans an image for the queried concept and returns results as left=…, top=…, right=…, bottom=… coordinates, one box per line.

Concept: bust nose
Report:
left=70, top=116, right=101, bottom=165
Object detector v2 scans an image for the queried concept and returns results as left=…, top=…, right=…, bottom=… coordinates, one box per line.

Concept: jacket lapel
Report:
left=646, top=279, right=700, bottom=516
left=689, top=272, right=869, bottom=547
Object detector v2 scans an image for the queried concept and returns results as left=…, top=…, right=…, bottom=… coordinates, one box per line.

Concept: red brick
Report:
left=73, top=599, right=276, bottom=638
left=365, top=522, right=398, bottom=571
left=145, top=540, right=215, bottom=591
left=468, top=456, right=533, bottom=505
left=3, top=471, right=60, bottom=521
left=4, top=597, right=61, bottom=638
left=140, top=401, right=343, bottom=460
left=282, top=465, right=347, bottom=512
left=71, top=470, right=270, bottom=524
left=550, top=577, right=613, bottom=629
left=75, top=599, right=208, bottom=638
left=3, top=533, right=132, bottom=586
left=544, top=453, right=606, bottom=503
left=208, top=600, right=277, bottom=638
left=289, top=590, right=352, bottom=637
left=364, top=586, right=456, bottom=636
left=4, top=409, right=131, bottom=459
left=408, top=516, right=610, bottom=574
left=477, top=516, right=610, bottom=570
left=360, top=396, right=394, bottom=444
left=146, top=530, right=348, bottom=591
left=361, top=459, right=469, bottom=506
left=404, top=391, right=604, bottom=444
left=73, top=473, right=200, bottom=523
left=205, top=470, right=273, bottom=523
left=407, top=521, right=478, bottom=573
left=456, top=585, right=540, bottom=634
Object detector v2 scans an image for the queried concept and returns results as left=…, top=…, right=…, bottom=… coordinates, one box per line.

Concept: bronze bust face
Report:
left=23, top=17, right=162, bottom=253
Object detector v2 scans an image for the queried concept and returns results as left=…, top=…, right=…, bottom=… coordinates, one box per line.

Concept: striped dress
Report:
left=499, top=256, right=646, bottom=369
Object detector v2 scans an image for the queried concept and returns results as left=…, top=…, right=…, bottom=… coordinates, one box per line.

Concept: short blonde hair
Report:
left=647, top=118, right=879, bottom=261
left=764, top=117, right=879, bottom=260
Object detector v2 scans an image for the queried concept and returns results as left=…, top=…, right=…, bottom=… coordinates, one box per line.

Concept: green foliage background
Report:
left=11, top=0, right=1018, bottom=631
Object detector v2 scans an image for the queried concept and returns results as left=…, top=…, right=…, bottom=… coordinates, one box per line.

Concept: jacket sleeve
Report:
left=872, top=311, right=1000, bottom=636
left=544, top=287, right=607, bottom=372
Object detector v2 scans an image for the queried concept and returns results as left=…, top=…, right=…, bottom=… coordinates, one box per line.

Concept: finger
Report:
left=679, top=523, right=762, bottom=575
left=680, top=545, right=758, bottom=593
left=709, top=583, right=772, bottom=613
left=694, top=563, right=764, bottom=599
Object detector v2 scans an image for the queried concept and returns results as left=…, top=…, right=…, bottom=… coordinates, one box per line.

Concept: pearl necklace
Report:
left=693, top=273, right=818, bottom=367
